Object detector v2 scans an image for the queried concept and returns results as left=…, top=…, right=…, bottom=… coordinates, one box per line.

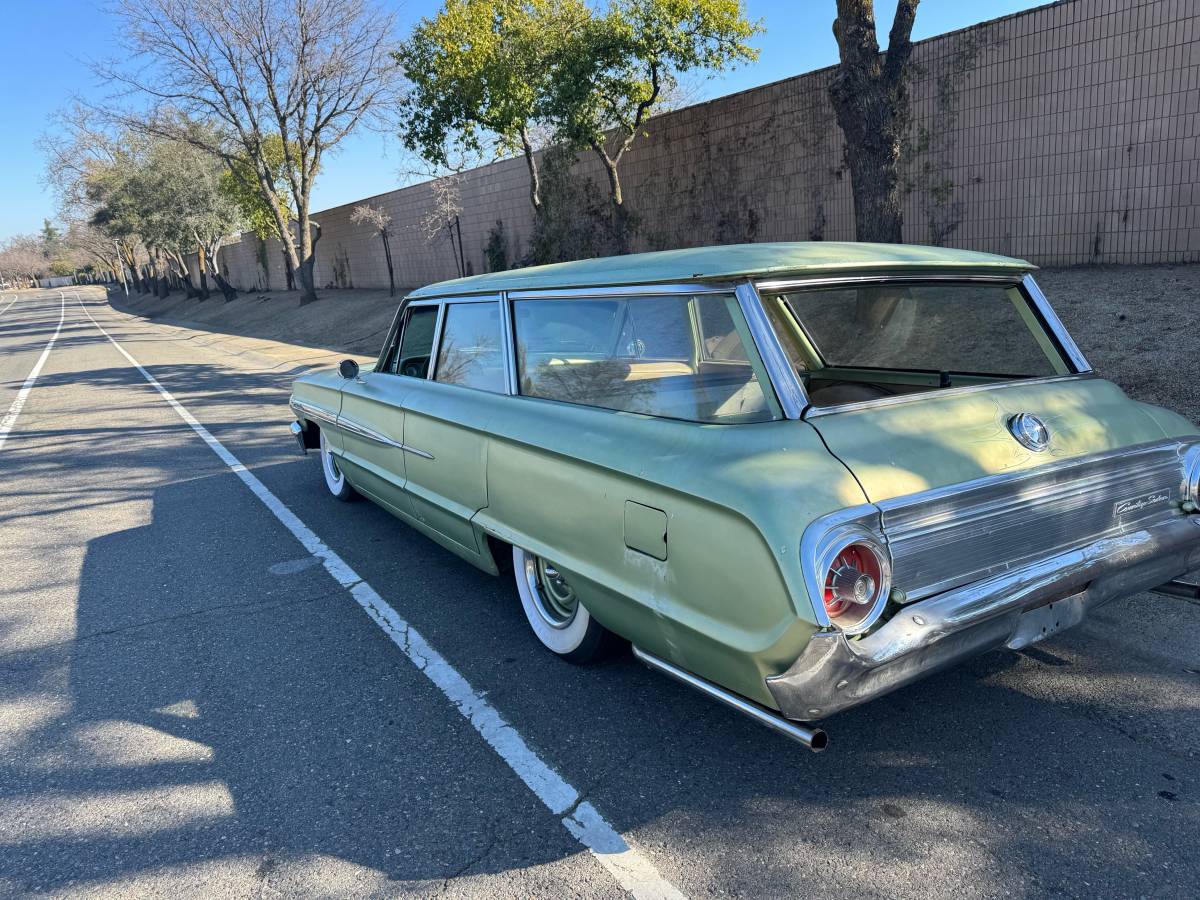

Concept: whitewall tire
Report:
left=319, top=430, right=357, bottom=502
left=512, top=546, right=617, bottom=663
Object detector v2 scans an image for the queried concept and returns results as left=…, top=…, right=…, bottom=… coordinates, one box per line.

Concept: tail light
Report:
left=817, top=532, right=891, bottom=635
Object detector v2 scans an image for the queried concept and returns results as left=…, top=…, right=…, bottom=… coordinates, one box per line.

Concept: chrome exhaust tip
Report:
left=632, top=646, right=828, bottom=752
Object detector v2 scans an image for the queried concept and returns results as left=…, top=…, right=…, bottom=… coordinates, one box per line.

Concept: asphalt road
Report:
left=1, top=286, right=1197, bottom=899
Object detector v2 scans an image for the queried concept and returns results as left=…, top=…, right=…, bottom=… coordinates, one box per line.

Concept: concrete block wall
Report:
left=205, top=0, right=1200, bottom=294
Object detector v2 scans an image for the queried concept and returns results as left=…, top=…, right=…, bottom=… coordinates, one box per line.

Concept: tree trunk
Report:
left=382, top=232, right=395, bottom=297
left=828, top=0, right=919, bottom=243
left=197, top=245, right=211, bottom=300
left=592, top=144, right=632, bottom=254
left=209, top=245, right=238, bottom=301
left=520, top=125, right=542, bottom=213
left=295, top=219, right=321, bottom=305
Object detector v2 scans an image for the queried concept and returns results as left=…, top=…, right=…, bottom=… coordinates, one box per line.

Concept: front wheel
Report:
left=512, top=547, right=619, bottom=663
left=319, top=429, right=357, bottom=502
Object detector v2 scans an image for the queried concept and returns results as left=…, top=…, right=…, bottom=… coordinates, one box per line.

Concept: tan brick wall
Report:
left=205, top=0, right=1200, bottom=293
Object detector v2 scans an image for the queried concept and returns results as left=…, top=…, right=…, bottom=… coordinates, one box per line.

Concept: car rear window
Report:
left=513, top=294, right=776, bottom=424
left=773, top=282, right=1069, bottom=380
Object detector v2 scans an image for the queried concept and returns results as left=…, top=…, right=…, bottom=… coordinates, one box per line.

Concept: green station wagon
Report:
left=289, top=243, right=1200, bottom=750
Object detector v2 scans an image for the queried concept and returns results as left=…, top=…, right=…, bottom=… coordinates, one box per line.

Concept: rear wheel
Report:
left=512, top=547, right=618, bottom=663
left=319, top=430, right=357, bottom=502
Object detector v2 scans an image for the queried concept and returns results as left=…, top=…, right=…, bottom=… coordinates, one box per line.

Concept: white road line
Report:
left=0, top=292, right=65, bottom=452
left=76, top=294, right=685, bottom=900
left=0, top=293, right=23, bottom=319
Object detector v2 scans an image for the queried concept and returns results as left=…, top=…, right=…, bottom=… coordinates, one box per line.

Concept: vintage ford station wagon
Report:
left=289, top=243, right=1200, bottom=750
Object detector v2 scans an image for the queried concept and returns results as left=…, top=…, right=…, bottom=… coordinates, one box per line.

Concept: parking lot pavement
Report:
left=1, top=287, right=1197, bottom=898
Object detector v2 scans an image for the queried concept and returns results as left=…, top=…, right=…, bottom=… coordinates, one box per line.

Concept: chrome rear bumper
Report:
left=768, top=514, right=1200, bottom=721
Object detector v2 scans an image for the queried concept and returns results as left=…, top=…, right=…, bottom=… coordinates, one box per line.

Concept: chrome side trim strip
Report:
left=802, top=373, right=1095, bottom=418
left=1022, top=274, right=1092, bottom=373
left=336, top=413, right=435, bottom=460
left=734, top=280, right=807, bottom=419
left=507, top=282, right=737, bottom=300
left=290, top=398, right=337, bottom=427
left=632, top=647, right=827, bottom=751
left=877, top=438, right=1200, bottom=602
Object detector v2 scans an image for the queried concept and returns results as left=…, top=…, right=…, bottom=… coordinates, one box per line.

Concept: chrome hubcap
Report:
left=523, top=553, right=578, bottom=628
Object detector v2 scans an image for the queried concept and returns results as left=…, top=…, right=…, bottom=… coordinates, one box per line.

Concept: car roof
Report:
left=407, top=241, right=1035, bottom=299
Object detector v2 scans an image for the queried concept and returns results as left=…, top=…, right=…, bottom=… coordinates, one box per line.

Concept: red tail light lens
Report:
left=821, top=540, right=890, bottom=633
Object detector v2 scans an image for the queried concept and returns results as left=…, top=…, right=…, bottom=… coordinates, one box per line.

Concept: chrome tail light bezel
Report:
left=801, top=516, right=893, bottom=635
left=1184, top=444, right=1200, bottom=505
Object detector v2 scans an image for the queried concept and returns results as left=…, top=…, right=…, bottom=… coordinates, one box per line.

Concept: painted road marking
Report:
left=76, top=294, right=686, bottom=900
left=0, top=293, right=23, bottom=319
left=0, top=292, right=65, bottom=452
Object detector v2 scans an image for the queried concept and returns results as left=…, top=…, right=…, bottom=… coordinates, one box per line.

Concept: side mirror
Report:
left=339, top=358, right=360, bottom=380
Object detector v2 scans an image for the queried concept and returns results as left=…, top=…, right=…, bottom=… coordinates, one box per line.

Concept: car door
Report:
left=399, top=295, right=509, bottom=554
left=336, top=301, right=441, bottom=513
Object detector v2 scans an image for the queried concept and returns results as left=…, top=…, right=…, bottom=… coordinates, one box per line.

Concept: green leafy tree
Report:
left=544, top=0, right=761, bottom=247
left=395, top=0, right=589, bottom=214
left=87, top=134, right=244, bottom=299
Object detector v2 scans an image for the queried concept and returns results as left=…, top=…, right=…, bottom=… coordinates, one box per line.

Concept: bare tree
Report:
left=829, top=0, right=920, bottom=243
left=104, top=0, right=398, bottom=304
left=350, top=203, right=396, bottom=296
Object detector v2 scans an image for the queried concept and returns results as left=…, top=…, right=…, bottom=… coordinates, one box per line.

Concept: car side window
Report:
left=392, top=305, right=439, bottom=377
left=433, top=302, right=506, bottom=393
left=513, top=294, right=776, bottom=424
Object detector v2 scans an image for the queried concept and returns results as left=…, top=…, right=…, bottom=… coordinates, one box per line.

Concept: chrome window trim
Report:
left=428, top=295, right=507, bottom=393
left=290, top=398, right=338, bottom=427
left=752, top=273, right=1092, bottom=419
left=425, top=302, right=448, bottom=381
left=1022, top=273, right=1092, bottom=373
left=754, top=273, right=1024, bottom=291
left=376, top=302, right=407, bottom=371
left=507, top=282, right=738, bottom=300
left=734, top=280, right=807, bottom=419
left=336, top=413, right=435, bottom=460
left=499, top=292, right=518, bottom=395
left=803, top=372, right=1097, bottom=418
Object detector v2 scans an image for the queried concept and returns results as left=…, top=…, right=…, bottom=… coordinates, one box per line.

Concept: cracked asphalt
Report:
left=1, top=286, right=1198, bottom=899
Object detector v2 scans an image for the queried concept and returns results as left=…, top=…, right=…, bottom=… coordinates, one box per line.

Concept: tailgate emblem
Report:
left=1008, top=413, right=1050, bottom=451
left=1114, top=491, right=1171, bottom=517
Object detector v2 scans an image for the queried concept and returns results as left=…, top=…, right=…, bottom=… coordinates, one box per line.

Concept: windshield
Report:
left=762, top=282, right=1071, bottom=406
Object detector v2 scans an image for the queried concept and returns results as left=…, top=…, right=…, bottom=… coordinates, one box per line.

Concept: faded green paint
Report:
left=624, top=500, right=668, bottom=561
left=408, top=241, right=1035, bottom=298
left=292, top=243, right=1197, bottom=714
left=810, top=377, right=1200, bottom=502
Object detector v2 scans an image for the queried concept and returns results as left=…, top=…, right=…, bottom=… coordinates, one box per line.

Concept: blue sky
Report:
left=0, top=0, right=1044, bottom=240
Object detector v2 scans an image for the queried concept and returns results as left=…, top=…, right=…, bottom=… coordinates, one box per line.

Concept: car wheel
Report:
left=512, top=547, right=618, bottom=663
left=319, top=429, right=357, bottom=502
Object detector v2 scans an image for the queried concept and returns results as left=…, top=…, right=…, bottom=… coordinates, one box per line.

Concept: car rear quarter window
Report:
left=513, top=294, right=776, bottom=424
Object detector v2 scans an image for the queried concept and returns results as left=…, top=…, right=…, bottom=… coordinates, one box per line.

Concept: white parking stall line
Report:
left=0, top=292, right=66, bottom=452
left=75, top=295, right=686, bottom=900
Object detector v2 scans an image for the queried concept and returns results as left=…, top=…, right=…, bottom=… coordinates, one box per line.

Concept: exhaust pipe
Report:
left=1150, top=579, right=1200, bottom=600
left=632, top=647, right=828, bottom=752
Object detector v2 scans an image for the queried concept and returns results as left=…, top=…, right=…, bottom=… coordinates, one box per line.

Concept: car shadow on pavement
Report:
left=2, top=429, right=1198, bottom=895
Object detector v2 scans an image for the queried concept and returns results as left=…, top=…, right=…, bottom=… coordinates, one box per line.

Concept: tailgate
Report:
left=806, top=376, right=1173, bottom=503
